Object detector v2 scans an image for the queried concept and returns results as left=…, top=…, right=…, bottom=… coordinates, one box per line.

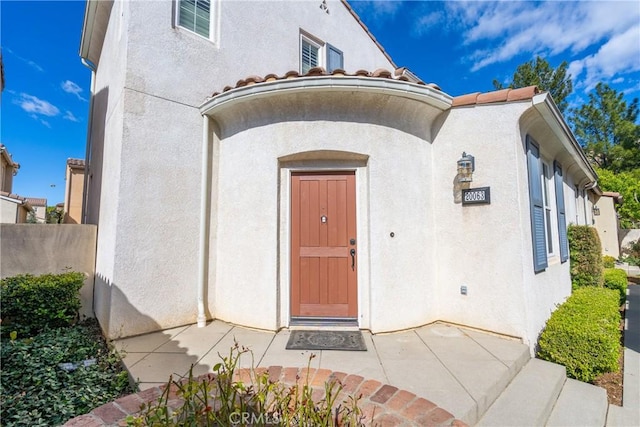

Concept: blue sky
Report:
left=1, top=0, right=639, bottom=205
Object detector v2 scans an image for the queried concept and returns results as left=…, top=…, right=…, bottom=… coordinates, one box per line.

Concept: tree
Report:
left=596, top=168, right=640, bottom=229
left=26, top=210, right=38, bottom=223
left=46, top=206, right=64, bottom=224
left=571, top=83, right=640, bottom=172
left=493, top=56, right=573, bottom=113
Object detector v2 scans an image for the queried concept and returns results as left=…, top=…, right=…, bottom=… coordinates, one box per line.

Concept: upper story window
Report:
left=300, top=32, right=343, bottom=74
left=178, top=0, right=212, bottom=39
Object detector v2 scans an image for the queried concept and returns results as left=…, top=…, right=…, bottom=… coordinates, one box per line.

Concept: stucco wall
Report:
left=209, top=88, right=442, bottom=332
left=594, top=196, right=620, bottom=258
left=430, top=104, right=531, bottom=340
left=1, top=199, right=18, bottom=223
left=64, top=166, right=85, bottom=224
left=0, top=224, right=97, bottom=318
left=89, top=0, right=401, bottom=338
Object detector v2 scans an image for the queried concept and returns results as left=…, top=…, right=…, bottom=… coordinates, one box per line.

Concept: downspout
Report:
left=197, top=115, right=210, bottom=327
left=81, top=57, right=96, bottom=224
left=80, top=57, right=97, bottom=316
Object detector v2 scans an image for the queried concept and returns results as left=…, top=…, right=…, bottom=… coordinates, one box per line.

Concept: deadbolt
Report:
left=350, top=238, right=356, bottom=245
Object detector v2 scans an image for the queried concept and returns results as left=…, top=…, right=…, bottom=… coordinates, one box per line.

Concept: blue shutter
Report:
left=327, top=44, right=343, bottom=72
left=526, top=137, right=548, bottom=272
left=554, top=161, right=569, bottom=262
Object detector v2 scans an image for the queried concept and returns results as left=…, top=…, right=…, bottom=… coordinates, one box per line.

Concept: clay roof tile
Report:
left=372, top=68, right=393, bottom=78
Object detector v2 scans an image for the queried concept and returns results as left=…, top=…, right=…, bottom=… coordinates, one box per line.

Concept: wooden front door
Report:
left=291, top=172, right=357, bottom=319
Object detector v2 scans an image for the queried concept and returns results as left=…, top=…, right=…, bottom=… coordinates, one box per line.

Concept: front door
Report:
left=290, top=172, right=357, bottom=319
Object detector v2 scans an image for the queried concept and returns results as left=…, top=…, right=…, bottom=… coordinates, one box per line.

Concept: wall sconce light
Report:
left=457, top=152, right=475, bottom=183
left=593, top=205, right=600, bottom=216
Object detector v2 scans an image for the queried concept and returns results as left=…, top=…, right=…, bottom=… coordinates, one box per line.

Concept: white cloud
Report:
left=61, top=80, right=86, bottom=101
left=15, top=93, right=60, bottom=117
left=63, top=110, right=80, bottom=122
left=423, top=0, right=640, bottom=77
left=4, top=47, right=44, bottom=72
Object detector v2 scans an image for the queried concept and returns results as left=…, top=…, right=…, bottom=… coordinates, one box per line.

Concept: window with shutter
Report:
left=554, top=161, right=569, bottom=262
left=526, top=136, right=548, bottom=272
left=178, top=0, right=211, bottom=39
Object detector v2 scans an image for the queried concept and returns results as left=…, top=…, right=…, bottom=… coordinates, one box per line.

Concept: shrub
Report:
left=603, top=255, right=617, bottom=268
left=568, top=225, right=604, bottom=289
left=1, top=320, right=132, bottom=426
left=604, top=268, right=628, bottom=304
left=1, top=272, right=85, bottom=338
left=128, top=342, right=366, bottom=426
left=537, top=287, right=620, bottom=382
left=621, top=239, right=640, bottom=266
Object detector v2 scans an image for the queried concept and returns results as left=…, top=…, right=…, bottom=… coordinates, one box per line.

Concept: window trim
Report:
left=326, top=43, right=344, bottom=72
left=176, top=0, right=217, bottom=42
left=300, top=35, right=323, bottom=74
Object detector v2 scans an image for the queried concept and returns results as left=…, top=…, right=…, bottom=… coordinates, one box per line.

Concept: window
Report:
left=300, top=33, right=343, bottom=74
left=526, top=136, right=548, bottom=272
left=301, top=38, right=321, bottom=74
left=541, top=163, right=554, bottom=254
left=178, top=0, right=211, bottom=39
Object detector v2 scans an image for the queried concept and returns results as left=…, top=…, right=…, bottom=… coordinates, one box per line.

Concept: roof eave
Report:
left=532, top=92, right=599, bottom=190
left=200, top=76, right=452, bottom=117
left=79, top=0, right=98, bottom=62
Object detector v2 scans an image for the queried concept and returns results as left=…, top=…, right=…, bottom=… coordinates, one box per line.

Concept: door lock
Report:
left=350, top=238, right=356, bottom=245
left=350, top=248, right=356, bottom=270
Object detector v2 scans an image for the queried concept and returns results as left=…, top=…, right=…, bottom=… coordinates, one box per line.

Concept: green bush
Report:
left=603, top=255, right=617, bottom=268
left=568, top=225, right=604, bottom=289
left=604, top=268, right=628, bottom=304
left=1, top=320, right=132, bottom=426
left=537, top=287, right=620, bottom=382
left=1, top=272, right=85, bottom=338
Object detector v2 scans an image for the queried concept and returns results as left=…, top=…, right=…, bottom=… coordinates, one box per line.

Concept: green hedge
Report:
left=604, top=268, right=628, bottom=305
left=1, top=272, right=85, bottom=338
left=568, top=225, right=604, bottom=289
left=537, top=287, right=620, bottom=382
left=603, top=255, right=617, bottom=269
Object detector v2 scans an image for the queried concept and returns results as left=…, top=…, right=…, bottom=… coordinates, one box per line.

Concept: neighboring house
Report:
left=594, top=192, right=623, bottom=258
left=64, top=158, right=85, bottom=224
left=0, top=192, right=32, bottom=223
left=25, top=198, right=48, bottom=223
left=79, top=0, right=600, bottom=352
left=0, top=144, right=19, bottom=193
left=0, top=144, right=33, bottom=224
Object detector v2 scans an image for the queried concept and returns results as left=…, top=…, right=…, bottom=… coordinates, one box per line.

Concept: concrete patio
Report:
left=115, top=321, right=529, bottom=425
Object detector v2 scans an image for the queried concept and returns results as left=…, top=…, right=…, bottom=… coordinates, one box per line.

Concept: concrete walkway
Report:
left=607, top=283, right=640, bottom=426
left=114, top=322, right=529, bottom=425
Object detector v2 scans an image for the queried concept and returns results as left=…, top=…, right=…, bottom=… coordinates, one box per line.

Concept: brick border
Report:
left=63, top=367, right=468, bottom=426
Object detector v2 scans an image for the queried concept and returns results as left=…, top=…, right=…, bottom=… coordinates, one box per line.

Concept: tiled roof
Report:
left=602, top=191, right=623, bottom=204
left=67, top=158, right=85, bottom=167
left=0, top=144, right=20, bottom=169
left=452, top=86, right=540, bottom=107
left=67, top=158, right=85, bottom=166
left=210, top=67, right=442, bottom=97
left=26, top=197, right=47, bottom=206
left=0, top=191, right=32, bottom=208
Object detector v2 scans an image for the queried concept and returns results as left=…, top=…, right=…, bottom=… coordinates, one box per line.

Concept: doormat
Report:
left=286, top=330, right=367, bottom=351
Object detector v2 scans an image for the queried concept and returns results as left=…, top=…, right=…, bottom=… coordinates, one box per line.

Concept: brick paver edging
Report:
left=64, top=366, right=468, bottom=426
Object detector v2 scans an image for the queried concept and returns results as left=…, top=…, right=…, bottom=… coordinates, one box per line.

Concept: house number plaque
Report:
left=462, top=187, right=491, bottom=205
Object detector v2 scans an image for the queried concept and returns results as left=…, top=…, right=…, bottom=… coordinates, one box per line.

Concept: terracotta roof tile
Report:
left=0, top=191, right=32, bottom=208
left=602, top=191, right=623, bottom=203
left=453, top=86, right=540, bottom=107
left=67, top=158, right=85, bottom=166
left=26, top=197, right=47, bottom=206
left=209, top=68, right=442, bottom=99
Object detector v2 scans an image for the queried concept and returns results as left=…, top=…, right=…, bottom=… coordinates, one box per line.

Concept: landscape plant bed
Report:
left=0, top=319, right=133, bottom=426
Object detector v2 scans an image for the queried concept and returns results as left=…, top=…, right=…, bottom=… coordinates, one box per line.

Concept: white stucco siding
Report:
left=0, top=199, right=19, bottom=223
left=431, top=104, right=530, bottom=339
left=103, top=90, right=203, bottom=337
left=212, top=116, right=437, bottom=332
left=124, top=0, right=396, bottom=107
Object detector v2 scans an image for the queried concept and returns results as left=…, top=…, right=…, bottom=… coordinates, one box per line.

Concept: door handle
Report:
left=350, top=249, right=356, bottom=270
